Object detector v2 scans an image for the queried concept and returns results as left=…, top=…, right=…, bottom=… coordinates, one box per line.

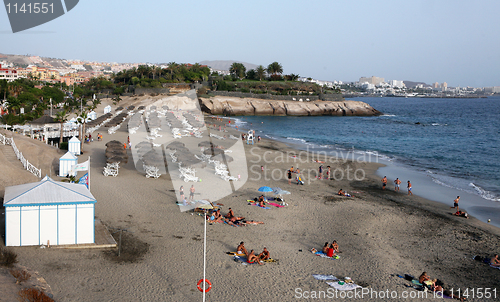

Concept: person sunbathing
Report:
left=338, top=189, right=344, bottom=196
left=326, top=244, right=336, bottom=258
left=225, top=208, right=235, bottom=219
left=331, top=240, right=340, bottom=253
left=453, top=211, right=469, bottom=219
left=247, top=250, right=264, bottom=265
left=259, top=247, right=270, bottom=260
left=491, top=254, right=500, bottom=267
left=212, top=209, right=223, bottom=223
left=419, top=272, right=443, bottom=292
left=242, top=220, right=264, bottom=225
left=237, top=242, right=248, bottom=255
left=258, top=195, right=266, bottom=207
left=322, top=242, right=329, bottom=253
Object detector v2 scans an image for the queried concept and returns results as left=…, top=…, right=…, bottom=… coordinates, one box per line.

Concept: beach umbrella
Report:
left=194, top=200, right=214, bottom=210
left=135, top=141, right=152, bottom=148
left=258, top=186, right=274, bottom=193
left=142, top=150, right=164, bottom=166
left=272, top=187, right=291, bottom=195
left=107, top=155, right=127, bottom=164
left=213, top=154, right=233, bottom=163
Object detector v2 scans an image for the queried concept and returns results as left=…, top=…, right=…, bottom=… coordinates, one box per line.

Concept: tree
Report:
left=54, top=110, right=69, bottom=145
left=246, top=69, right=256, bottom=80
left=255, top=65, right=266, bottom=81
left=229, top=63, right=246, bottom=80
left=267, top=62, right=283, bottom=77
left=77, top=109, right=89, bottom=151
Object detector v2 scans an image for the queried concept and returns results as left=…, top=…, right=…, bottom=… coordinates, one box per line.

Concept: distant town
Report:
left=0, top=53, right=499, bottom=98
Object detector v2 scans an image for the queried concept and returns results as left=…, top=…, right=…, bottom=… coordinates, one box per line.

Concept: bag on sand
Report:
left=404, top=274, right=415, bottom=281
left=474, top=255, right=484, bottom=262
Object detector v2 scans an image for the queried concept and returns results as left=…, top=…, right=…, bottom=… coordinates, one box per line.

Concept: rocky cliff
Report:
left=199, top=96, right=381, bottom=116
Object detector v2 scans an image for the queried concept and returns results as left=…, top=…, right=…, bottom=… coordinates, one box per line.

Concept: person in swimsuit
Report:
left=237, top=242, right=248, bottom=255
left=490, top=254, right=500, bottom=267
left=318, top=165, right=323, bottom=179
left=450, top=196, right=460, bottom=212
left=288, top=170, right=292, bottom=185
left=326, top=166, right=331, bottom=180
left=179, top=186, right=184, bottom=201
left=258, top=195, right=266, bottom=207
left=394, top=178, right=401, bottom=192
left=247, top=250, right=263, bottom=265
left=259, top=247, right=270, bottom=260
left=225, top=208, right=235, bottom=219
left=189, top=185, right=195, bottom=201
left=331, top=240, right=339, bottom=253
left=322, top=242, right=329, bottom=253
left=419, top=272, right=443, bottom=292
left=381, top=176, right=387, bottom=190
left=407, top=181, right=413, bottom=195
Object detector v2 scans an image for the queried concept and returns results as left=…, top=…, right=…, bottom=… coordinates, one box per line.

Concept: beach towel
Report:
left=268, top=202, right=285, bottom=208
left=226, top=252, right=245, bottom=256
left=312, top=274, right=338, bottom=281
left=315, top=251, right=340, bottom=259
left=233, top=256, right=263, bottom=265
left=252, top=203, right=270, bottom=209
left=326, top=281, right=362, bottom=291
left=490, top=264, right=500, bottom=270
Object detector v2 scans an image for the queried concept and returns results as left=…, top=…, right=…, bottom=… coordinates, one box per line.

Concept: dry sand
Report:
left=1, top=97, right=500, bottom=301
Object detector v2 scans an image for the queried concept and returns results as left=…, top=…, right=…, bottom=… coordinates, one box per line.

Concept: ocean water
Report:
left=233, top=96, right=500, bottom=224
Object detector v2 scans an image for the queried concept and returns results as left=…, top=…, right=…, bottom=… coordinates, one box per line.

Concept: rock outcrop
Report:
left=199, top=96, right=381, bottom=116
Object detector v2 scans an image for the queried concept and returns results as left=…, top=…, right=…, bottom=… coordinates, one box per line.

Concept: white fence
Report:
left=0, top=132, right=42, bottom=178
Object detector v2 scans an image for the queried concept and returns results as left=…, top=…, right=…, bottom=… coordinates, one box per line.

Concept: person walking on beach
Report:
left=288, top=169, right=292, bottom=185
left=318, top=165, right=323, bottom=179
left=381, top=176, right=388, bottom=190
left=450, top=196, right=460, bottom=212
left=326, top=166, right=331, bottom=180
left=407, top=180, right=413, bottom=195
left=394, top=178, right=401, bottom=192
left=189, top=185, right=195, bottom=201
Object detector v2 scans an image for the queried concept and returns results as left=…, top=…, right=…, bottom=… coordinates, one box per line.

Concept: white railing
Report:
left=0, top=132, right=42, bottom=178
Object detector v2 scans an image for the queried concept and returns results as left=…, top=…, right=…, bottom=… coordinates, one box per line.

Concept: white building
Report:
left=389, top=80, right=405, bottom=89
left=3, top=176, right=96, bottom=246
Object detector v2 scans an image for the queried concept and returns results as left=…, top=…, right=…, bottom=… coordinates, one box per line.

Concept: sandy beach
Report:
left=1, top=95, right=500, bottom=301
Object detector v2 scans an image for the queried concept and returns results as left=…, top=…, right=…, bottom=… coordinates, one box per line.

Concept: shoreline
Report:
left=2, top=97, right=500, bottom=301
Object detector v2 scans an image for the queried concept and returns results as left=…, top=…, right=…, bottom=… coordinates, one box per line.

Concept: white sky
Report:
left=1, top=0, right=499, bottom=87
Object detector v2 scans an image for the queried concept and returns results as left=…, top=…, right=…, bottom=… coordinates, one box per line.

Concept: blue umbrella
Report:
left=258, top=186, right=274, bottom=192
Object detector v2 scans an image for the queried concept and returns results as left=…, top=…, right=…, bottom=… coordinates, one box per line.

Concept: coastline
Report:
left=1, top=99, right=500, bottom=301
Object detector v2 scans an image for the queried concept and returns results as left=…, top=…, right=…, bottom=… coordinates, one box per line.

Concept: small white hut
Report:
left=88, top=111, right=97, bottom=120
left=68, top=136, right=81, bottom=155
left=104, top=105, right=112, bottom=114
left=59, top=151, right=78, bottom=177
left=3, top=176, right=96, bottom=246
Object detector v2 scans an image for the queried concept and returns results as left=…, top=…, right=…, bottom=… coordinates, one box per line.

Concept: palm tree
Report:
left=77, top=109, right=89, bottom=151
left=229, top=63, right=246, bottom=80
left=137, top=65, right=148, bottom=79
left=55, top=110, right=69, bottom=145
left=255, top=65, right=266, bottom=81
left=267, top=62, right=283, bottom=76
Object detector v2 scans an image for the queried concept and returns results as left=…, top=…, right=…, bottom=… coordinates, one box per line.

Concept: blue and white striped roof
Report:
left=3, top=176, right=96, bottom=207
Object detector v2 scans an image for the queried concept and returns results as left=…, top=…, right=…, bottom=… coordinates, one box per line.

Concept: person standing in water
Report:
left=407, top=180, right=413, bottom=195
left=394, top=178, right=401, bottom=192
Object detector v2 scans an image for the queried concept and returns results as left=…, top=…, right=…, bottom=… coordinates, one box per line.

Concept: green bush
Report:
left=59, top=142, right=68, bottom=150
